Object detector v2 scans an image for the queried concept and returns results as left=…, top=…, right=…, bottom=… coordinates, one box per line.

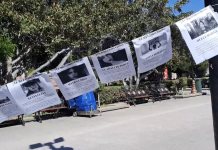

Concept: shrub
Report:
left=187, top=78, right=193, bottom=87
left=178, top=77, right=188, bottom=89
left=98, top=85, right=126, bottom=105
left=162, top=79, right=179, bottom=92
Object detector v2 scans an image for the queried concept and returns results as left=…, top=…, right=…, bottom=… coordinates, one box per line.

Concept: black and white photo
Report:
left=21, top=78, right=44, bottom=97
left=176, top=6, right=218, bottom=64
left=141, top=33, right=168, bottom=55
left=57, top=63, right=89, bottom=84
left=91, top=43, right=136, bottom=83
left=7, top=73, right=61, bottom=115
left=97, top=49, right=128, bottom=68
left=185, top=12, right=218, bottom=39
left=0, top=85, right=24, bottom=121
left=132, top=26, right=172, bottom=73
left=148, top=37, right=161, bottom=51
left=51, top=57, right=99, bottom=100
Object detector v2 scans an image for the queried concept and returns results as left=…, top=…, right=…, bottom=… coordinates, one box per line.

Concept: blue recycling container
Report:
left=74, top=92, right=97, bottom=112
left=67, top=98, right=76, bottom=109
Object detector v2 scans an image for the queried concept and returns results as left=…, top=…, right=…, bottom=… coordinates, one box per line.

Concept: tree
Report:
left=0, top=0, right=192, bottom=84
left=0, top=36, right=15, bottom=84
left=168, top=21, right=208, bottom=78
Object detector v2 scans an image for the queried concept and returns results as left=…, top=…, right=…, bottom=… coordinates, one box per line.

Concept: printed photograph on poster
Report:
left=0, top=96, right=10, bottom=104
left=91, top=43, right=136, bottom=84
left=185, top=12, right=218, bottom=39
left=97, top=49, right=128, bottom=68
left=57, top=63, right=89, bottom=84
left=21, top=79, right=44, bottom=97
left=141, top=33, right=168, bottom=55
left=176, top=6, right=218, bottom=64
left=7, top=73, right=61, bottom=115
left=51, top=57, right=99, bottom=100
left=132, top=26, right=172, bottom=74
left=0, top=85, right=24, bottom=119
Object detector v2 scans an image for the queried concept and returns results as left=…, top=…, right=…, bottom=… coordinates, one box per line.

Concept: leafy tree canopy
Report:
left=0, top=0, right=205, bottom=82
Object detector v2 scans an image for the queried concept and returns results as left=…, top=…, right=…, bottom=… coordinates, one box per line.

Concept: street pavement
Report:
left=0, top=94, right=214, bottom=150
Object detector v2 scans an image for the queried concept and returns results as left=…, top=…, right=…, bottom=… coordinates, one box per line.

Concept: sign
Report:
left=0, top=85, right=23, bottom=123
left=7, top=73, right=61, bottom=114
left=132, top=26, right=172, bottom=73
left=176, top=6, right=218, bottom=64
left=91, top=43, right=136, bottom=83
left=51, top=57, right=99, bottom=100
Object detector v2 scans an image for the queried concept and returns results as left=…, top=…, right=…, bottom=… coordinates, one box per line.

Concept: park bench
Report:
left=125, top=88, right=151, bottom=105
left=35, top=101, right=69, bottom=122
left=149, top=83, right=175, bottom=101
left=124, top=83, right=175, bottom=105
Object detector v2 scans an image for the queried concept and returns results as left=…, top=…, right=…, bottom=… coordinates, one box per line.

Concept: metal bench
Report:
left=125, top=89, right=151, bottom=105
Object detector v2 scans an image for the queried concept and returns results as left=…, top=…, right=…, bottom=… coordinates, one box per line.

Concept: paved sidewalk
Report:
left=100, top=102, right=130, bottom=112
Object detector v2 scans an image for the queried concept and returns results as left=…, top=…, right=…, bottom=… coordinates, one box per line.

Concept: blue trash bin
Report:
left=67, top=98, right=76, bottom=109
left=74, top=91, right=97, bottom=112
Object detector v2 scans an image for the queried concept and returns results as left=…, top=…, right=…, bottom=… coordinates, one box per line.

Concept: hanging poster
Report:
left=176, top=6, right=218, bottom=64
left=132, top=26, right=172, bottom=73
left=91, top=43, right=136, bottom=83
left=0, top=111, right=8, bottom=123
left=7, top=73, right=61, bottom=115
left=51, top=57, right=99, bottom=100
left=0, top=85, right=24, bottom=123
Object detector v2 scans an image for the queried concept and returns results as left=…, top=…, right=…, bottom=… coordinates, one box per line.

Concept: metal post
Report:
left=204, top=0, right=218, bottom=149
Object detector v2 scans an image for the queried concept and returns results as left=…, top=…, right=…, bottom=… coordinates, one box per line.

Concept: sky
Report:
left=168, top=0, right=205, bottom=13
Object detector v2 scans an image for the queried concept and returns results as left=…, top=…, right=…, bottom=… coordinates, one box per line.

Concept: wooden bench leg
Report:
left=34, top=111, right=42, bottom=123
left=18, top=114, right=25, bottom=126
left=127, top=98, right=136, bottom=106
left=53, top=109, right=60, bottom=118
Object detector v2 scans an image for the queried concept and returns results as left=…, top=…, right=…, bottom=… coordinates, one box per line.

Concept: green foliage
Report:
left=167, top=25, right=194, bottom=76
left=0, top=0, right=195, bottom=88
left=174, top=0, right=190, bottom=13
left=187, top=78, right=193, bottom=87
left=194, top=61, right=209, bottom=78
left=0, top=0, right=184, bottom=71
left=178, top=77, right=188, bottom=89
left=163, top=79, right=179, bottom=92
left=26, top=68, right=36, bottom=76
left=98, top=85, right=126, bottom=105
left=0, top=36, right=15, bottom=61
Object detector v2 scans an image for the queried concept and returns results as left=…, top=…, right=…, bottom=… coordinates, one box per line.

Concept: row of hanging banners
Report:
left=0, top=6, right=218, bottom=123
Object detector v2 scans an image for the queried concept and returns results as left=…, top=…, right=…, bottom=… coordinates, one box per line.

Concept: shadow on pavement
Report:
left=29, top=137, right=74, bottom=150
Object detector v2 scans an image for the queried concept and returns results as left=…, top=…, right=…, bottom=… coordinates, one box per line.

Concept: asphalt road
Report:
left=0, top=95, right=214, bottom=150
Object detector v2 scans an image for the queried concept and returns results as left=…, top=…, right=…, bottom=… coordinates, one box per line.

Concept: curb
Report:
left=174, top=93, right=202, bottom=99
left=100, top=102, right=130, bottom=112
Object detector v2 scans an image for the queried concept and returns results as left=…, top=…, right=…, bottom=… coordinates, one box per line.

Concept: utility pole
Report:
left=204, top=0, right=218, bottom=149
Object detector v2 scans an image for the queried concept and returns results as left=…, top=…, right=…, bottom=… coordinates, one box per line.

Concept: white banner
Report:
left=132, top=26, right=172, bottom=73
left=7, top=73, right=61, bottom=115
left=91, top=43, right=136, bottom=83
left=0, top=85, right=23, bottom=123
left=51, top=57, right=99, bottom=100
left=176, top=6, right=218, bottom=64
left=0, top=111, right=7, bottom=123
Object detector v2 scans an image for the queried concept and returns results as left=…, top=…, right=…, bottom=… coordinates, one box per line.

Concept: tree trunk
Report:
left=57, top=49, right=72, bottom=68
left=6, top=57, right=13, bottom=83
left=122, top=79, right=128, bottom=90
left=28, top=48, right=70, bottom=77
left=12, top=47, right=32, bottom=65
left=135, top=73, right=140, bottom=89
